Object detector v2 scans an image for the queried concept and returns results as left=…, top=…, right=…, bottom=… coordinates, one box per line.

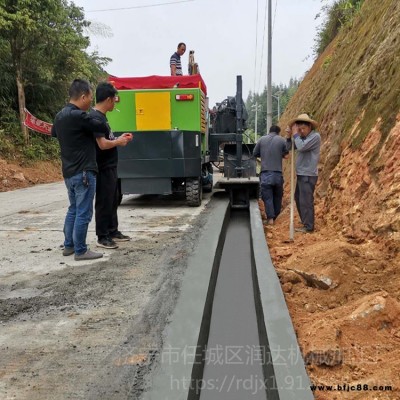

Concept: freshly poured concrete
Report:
left=250, top=201, right=313, bottom=400
left=142, top=195, right=231, bottom=400
left=142, top=198, right=313, bottom=400
left=200, top=210, right=267, bottom=400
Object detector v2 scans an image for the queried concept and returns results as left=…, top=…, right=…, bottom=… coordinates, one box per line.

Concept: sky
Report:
left=72, top=0, right=333, bottom=106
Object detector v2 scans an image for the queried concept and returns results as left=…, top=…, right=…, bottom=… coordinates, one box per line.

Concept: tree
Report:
left=0, top=0, right=109, bottom=144
left=245, top=79, right=300, bottom=138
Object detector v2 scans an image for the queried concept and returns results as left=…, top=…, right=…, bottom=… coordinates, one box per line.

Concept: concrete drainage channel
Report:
left=143, top=195, right=313, bottom=400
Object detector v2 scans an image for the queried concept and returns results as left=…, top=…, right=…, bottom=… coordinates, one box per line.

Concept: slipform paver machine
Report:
left=107, top=74, right=259, bottom=208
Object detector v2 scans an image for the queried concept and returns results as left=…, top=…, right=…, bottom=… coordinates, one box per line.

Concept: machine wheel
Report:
left=186, top=177, right=202, bottom=207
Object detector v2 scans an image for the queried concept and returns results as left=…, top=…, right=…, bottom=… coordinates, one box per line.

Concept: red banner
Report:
left=23, top=108, right=53, bottom=135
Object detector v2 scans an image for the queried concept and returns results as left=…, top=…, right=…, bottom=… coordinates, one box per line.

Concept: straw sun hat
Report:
left=289, top=113, right=318, bottom=129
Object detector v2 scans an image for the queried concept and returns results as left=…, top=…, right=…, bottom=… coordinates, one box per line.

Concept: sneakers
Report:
left=74, top=249, right=103, bottom=261
left=263, top=218, right=274, bottom=226
left=96, top=237, right=119, bottom=249
left=110, top=231, right=131, bottom=242
left=295, top=227, right=314, bottom=233
left=63, top=247, right=74, bottom=256
left=95, top=232, right=130, bottom=249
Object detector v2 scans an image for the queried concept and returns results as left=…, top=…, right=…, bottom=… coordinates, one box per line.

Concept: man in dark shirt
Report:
left=52, top=79, right=132, bottom=260
left=170, top=42, right=186, bottom=76
left=253, top=125, right=289, bottom=225
left=52, top=79, right=107, bottom=260
left=90, top=82, right=133, bottom=249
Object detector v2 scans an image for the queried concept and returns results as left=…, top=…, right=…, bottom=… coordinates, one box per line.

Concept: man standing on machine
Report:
left=170, top=42, right=186, bottom=76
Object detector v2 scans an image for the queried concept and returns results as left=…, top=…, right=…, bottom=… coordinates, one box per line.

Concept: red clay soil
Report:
left=0, top=158, right=62, bottom=192
left=261, top=196, right=400, bottom=400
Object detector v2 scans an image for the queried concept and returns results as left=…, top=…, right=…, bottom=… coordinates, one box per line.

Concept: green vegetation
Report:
left=322, top=55, right=333, bottom=69
left=0, top=0, right=110, bottom=161
left=245, top=78, right=300, bottom=141
left=314, top=0, right=365, bottom=55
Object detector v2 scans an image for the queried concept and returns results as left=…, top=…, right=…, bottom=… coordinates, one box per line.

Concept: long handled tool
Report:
left=289, top=136, right=295, bottom=241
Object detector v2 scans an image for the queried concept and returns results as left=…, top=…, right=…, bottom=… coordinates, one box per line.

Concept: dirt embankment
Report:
left=280, top=0, right=400, bottom=249
left=261, top=199, right=400, bottom=400
left=272, top=0, right=400, bottom=398
left=0, top=158, right=62, bottom=192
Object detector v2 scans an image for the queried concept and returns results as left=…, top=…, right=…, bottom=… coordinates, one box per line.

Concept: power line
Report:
left=253, top=0, right=259, bottom=95
left=259, top=0, right=277, bottom=93
left=272, top=0, right=278, bottom=37
left=258, top=0, right=268, bottom=93
left=86, top=0, right=195, bottom=13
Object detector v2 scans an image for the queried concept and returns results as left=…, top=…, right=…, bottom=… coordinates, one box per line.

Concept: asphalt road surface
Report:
left=0, top=181, right=214, bottom=399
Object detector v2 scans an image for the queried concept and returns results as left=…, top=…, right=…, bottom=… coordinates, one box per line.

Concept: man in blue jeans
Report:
left=253, top=125, right=289, bottom=225
left=52, top=79, right=130, bottom=260
left=286, top=114, right=321, bottom=233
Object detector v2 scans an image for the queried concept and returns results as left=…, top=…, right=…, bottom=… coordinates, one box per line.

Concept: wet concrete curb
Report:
left=142, top=197, right=313, bottom=400
left=249, top=200, right=313, bottom=400
left=143, top=195, right=230, bottom=400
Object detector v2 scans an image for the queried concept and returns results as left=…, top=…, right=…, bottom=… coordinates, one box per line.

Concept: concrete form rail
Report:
left=143, top=195, right=313, bottom=400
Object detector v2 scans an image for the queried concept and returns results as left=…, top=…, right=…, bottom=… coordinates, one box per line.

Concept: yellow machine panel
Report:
left=135, top=92, right=171, bottom=130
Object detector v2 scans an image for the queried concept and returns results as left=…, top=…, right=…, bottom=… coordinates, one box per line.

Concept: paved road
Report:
left=0, top=181, right=214, bottom=399
left=0, top=182, right=210, bottom=274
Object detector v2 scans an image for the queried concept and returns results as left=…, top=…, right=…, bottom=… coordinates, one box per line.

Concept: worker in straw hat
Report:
left=285, top=113, right=321, bottom=233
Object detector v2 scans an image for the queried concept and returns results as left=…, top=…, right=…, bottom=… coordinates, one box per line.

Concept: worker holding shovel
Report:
left=286, top=114, right=321, bottom=235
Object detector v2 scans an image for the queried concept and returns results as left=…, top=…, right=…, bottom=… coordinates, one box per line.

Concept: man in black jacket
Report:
left=90, top=82, right=133, bottom=249
left=52, top=79, right=132, bottom=260
left=52, top=79, right=107, bottom=260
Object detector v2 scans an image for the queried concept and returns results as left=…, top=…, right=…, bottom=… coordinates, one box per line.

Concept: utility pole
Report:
left=276, top=95, right=280, bottom=121
left=251, top=102, right=262, bottom=142
left=277, top=96, right=280, bottom=121
left=272, top=91, right=283, bottom=122
left=266, top=0, right=272, bottom=133
left=255, top=103, right=258, bottom=142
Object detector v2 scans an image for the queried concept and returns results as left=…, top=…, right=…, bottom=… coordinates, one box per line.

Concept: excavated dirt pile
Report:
left=263, top=200, right=400, bottom=400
